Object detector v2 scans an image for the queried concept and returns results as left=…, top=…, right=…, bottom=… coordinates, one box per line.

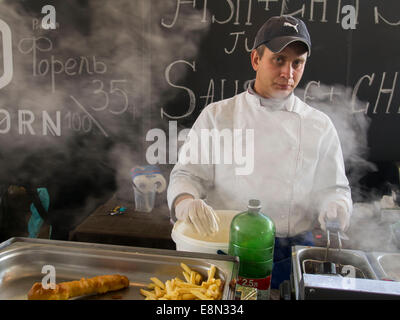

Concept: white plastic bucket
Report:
left=171, top=210, right=240, bottom=255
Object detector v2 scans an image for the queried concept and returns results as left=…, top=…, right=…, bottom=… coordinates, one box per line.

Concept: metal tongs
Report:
left=324, top=219, right=349, bottom=261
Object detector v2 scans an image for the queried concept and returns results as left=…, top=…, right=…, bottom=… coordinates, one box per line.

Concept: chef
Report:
left=167, top=15, right=353, bottom=289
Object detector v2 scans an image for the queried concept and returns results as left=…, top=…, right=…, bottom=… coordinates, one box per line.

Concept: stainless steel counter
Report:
left=0, top=237, right=239, bottom=300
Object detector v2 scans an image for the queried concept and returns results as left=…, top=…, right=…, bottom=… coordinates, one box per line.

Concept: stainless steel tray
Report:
left=367, top=252, right=400, bottom=281
left=292, top=245, right=378, bottom=281
left=292, top=246, right=400, bottom=299
left=0, top=237, right=239, bottom=300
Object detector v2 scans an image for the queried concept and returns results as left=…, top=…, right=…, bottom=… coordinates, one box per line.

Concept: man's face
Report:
left=251, top=42, right=308, bottom=99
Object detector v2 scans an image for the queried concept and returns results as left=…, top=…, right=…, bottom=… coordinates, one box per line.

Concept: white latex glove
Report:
left=318, top=201, right=350, bottom=232
left=175, top=198, right=220, bottom=236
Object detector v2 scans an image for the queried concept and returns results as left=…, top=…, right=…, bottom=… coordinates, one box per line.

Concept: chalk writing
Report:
left=0, top=19, right=13, bottom=90
left=18, top=36, right=107, bottom=93
left=224, top=31, right=253, bottom=54
left=303, top=72, right=400, bottom=115
left=304, top=80, right=342, bottom=104
left=90, top=79, right=129, bottom=115
left=309, top=0, right=328, bottom=22
left=162, top=59, right=254, bottom=119
left=159, top=0, right=379, bottom=28
left=162, top=59, right=197, bottom=119
left=161, top=0, right=254, bottom=28
left=70, top=95, right=109, bottom=137
left=374, top=6, right=400, bottom=25
left=0, top=109, right=61, bottom=136
left=351, top=72, right=399, bottom=114
left=64, top=111, right=92, bottom=133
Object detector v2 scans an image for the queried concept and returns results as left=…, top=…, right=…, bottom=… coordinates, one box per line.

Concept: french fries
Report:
left=140, top=263, right=223, bottom=300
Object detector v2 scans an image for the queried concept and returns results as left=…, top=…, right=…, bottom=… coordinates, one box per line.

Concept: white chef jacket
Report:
left=167, top=84, right=352, bottom=237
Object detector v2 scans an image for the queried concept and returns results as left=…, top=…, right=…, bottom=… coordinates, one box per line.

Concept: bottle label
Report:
left=237, top=275, right=271, bottom=290
left=237, top=275, right=271, bottom=300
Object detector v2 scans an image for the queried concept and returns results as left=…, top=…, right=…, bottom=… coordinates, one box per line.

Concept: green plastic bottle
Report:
left=229, top=199, right=275, bottom=300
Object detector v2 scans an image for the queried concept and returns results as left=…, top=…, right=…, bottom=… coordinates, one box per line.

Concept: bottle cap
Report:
left=248, top=199, right=261, bottom=209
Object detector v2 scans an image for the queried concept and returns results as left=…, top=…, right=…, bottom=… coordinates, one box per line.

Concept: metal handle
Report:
left=326, top=219, right=341, bottom=233
left=325, top=219, right=343, bottom=260
left=325, top=230, right=330, bottom=261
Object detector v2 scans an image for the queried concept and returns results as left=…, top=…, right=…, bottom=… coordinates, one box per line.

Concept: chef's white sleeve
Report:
left=167, top=107, right=215, bottom=222
left=311, top=121, right=353, bottom=219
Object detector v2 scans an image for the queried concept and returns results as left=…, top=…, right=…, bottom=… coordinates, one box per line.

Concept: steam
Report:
left=350, top=201, right=398, bottom=252
left=296, top=84, right=377, bottom=201
left=0, top=1, right=210, bottom=229
left=0, top=1, right=392, bottom=252
left=295, top=84, right=400, bottom=252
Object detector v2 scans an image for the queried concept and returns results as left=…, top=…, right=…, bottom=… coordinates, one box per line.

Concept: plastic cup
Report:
left=133, top=185, right=156, bottom=213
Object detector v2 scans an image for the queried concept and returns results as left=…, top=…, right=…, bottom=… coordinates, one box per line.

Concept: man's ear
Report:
left=250, top=50, right=260, bottom=71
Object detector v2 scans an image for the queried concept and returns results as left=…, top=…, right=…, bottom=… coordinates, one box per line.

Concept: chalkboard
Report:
left=157, top=0, right=400, bottom=199
left=0, top=0, right=398, bottom=236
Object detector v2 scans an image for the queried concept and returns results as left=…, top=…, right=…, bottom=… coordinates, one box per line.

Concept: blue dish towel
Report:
left=28, top=188, right=50, bottom=238
left=271, top=231, right=314, bottom=289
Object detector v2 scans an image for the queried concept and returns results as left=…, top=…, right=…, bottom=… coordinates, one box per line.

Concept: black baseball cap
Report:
left=253, top=15, right=311, bottom=56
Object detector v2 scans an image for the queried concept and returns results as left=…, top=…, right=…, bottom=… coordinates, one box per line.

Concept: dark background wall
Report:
left=0, top=0, right=399, bottom=239
left=158, top=0, right=400, bottom=201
